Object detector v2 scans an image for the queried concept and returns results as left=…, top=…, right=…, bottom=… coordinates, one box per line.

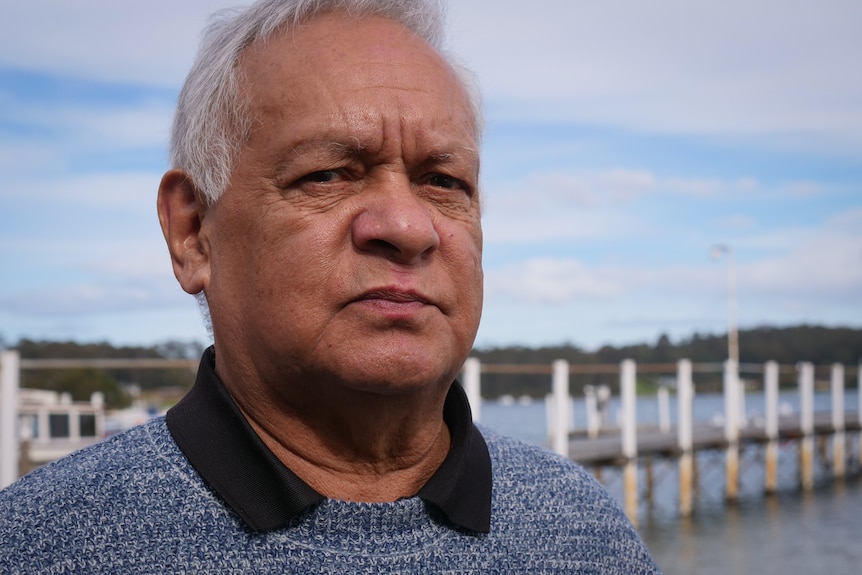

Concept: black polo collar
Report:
left=166, top=347, right=491, bottom=533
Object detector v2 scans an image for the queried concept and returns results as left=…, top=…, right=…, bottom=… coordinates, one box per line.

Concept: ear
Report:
left=157, top=169, right=211, bottom=295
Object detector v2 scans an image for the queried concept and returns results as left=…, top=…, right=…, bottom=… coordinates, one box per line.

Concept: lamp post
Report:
left=711, top=244, right=743, bottom=499
left=710, top=244, right=739, bottom=364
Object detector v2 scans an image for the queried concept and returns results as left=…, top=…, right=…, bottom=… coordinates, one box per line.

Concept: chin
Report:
left=339, top=349, right=460, bottom=397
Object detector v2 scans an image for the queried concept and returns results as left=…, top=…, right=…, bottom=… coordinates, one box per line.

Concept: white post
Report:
left=621, top=360, right=638, bottom=459
left=584, top=386, right=600, bottom=438
left=462, top=358, right=482, bottom=422
left=764, top=361, right=779, bottom=493
left=677, top=360, right=693, bottom=453
left=858, top=362, right=862, bottom=425
left=831, top=363, right=845, bottom=478
left=620, top=359, right=638, bottom=525
left=597, top=385, right=611, bottom=430
left=799, top=362, right=815, bottom=490
left=724, top=360, right=739, bottom=441
left=858, top=362, right=862, bottom=463
left=91, top=392, right=106, bottom=439
left=657, top=387, right=671, bottom=433
left=724, top=359, right=740, bottom=501
left=69, top=407, right=81, bottom=442
left=37, top=409, right=49, bottom=444
left=1, top=350, right=21, bottom=489
left=677, top=359, right=694, bottom=516
left=552, top=360, right=570, bottom=457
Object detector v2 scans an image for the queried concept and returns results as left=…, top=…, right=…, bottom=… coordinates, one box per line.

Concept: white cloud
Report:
left=784, top=181, right=825, bottom=197
left=0, top=93, right=174, bottom=152
left=0, top=1, right=250, bottom=88
left=0, top=278, right=186, bottom=317
left=481, top=168, right=764, bottom=244
left=484, top=206, right=862, bottom=311
left=481, top=209, right=643, bottom=245
left=2, top=172, right=162, bottom=210
left=3, top=1, right=859, bottom=151
left=486, top=258, right=625, bottom=303
left=740, top=210, right=862, bottom=299
left=715, top=214, right=758, bottom=229
left=449, top=0, right=862, bottom=150
left=64, top=102, right=174, bottom=149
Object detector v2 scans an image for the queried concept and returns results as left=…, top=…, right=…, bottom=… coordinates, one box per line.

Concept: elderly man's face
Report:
left=197, top=13, right=483, bottom=395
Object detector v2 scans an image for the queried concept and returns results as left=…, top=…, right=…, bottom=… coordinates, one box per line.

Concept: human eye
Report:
left=428, top=173, right=463, bottom=190
left=426, top=172, right=476, bottom=199
left=418, top=171, right=478, bottom=213
left=277, top=167, right=355, bottom=201
left=299, top=169, right=341, bottom=184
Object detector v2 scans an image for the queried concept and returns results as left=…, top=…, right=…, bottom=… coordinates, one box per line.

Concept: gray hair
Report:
left=170, top=0, right=482, bottom=205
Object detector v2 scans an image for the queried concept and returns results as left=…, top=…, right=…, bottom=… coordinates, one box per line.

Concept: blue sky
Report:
left=1, top=0, right=860, bottom=351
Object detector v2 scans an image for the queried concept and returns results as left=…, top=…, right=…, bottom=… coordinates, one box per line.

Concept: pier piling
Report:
left=620, top=359, right=639, bottom=526
left=799, top=362, right=815, bottom=490
left=764, top=361, right=779, bottom=493
left=551, top=360, right=570, bottom=458
left=724, top=359, right=740, bottom=501
left=462, top=357, right=481, bottom=422
left=676, top=359, right=694, bottom=516
left=831, top=363, right=845, bottom=478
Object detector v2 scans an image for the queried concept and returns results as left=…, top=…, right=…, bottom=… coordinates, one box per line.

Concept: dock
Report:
left=462, top=357, right=862, bottom=525
left=567, top=413, right=861, bottom=466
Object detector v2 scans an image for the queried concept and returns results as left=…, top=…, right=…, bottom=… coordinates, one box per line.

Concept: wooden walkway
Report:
left=568, top=411, right=862, bottom=466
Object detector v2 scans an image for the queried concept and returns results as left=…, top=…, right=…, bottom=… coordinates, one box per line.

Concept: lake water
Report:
left=480, top=393, right=862, bottom=575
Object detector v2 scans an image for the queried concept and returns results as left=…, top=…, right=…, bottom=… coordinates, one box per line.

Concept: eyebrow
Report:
left=287, top=137, right=364, bottom=158
left=283, top=136, right=478, bottom=166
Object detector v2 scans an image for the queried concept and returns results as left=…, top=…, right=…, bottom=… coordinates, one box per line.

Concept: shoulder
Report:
left=0, top=417, right=206, bottom=539
left=1, top=417, right=180, bottom=498
left=481, top=424, right=610, bottom=502
left=478, top=426, right=661, bottom=572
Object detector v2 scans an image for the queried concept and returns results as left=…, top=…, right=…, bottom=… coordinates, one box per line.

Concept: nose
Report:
left=351, top=176, right=440, bottom=265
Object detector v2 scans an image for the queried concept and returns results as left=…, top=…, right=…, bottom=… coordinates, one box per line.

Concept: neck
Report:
left=227, top=374, right=453, bottom=502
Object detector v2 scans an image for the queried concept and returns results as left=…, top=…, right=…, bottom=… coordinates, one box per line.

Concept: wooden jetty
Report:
left=566, top=411, right=861, bottom=466
left=462, top=357, right=862, bottom=526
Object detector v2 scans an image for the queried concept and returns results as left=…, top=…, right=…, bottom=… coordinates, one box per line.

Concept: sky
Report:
left=1, top=0, right=860, bottom=352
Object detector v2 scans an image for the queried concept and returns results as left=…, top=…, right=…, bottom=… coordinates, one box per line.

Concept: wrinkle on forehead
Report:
left=233, top=11, right=479, bottom=180
left=237, top=13, right=476, bottom=130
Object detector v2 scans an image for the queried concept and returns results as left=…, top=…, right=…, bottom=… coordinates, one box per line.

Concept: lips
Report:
left=346, top=286, right=443, bottom=319
left=355, top=288, right=432, bottom=306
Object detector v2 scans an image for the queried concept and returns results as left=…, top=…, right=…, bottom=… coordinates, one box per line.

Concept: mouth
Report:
left=355, top=287, right=431, bottom=305
left=350, top=287, right=437, bottom=315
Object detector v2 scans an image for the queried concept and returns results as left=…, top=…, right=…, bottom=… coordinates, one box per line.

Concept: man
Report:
left=0, top=0, right=661, bottom=572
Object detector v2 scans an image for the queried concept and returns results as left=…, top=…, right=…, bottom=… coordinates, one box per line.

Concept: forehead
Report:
left=235, top=12, right=476, bottom=147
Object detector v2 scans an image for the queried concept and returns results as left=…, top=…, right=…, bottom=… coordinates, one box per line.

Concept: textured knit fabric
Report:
left=0, top=418, right=661, bottom=574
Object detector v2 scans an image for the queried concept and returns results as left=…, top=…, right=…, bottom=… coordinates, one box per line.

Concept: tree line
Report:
left=471, top=325, right=862, bottom=398
left=8, top=339, right=204, bottom=409
left=4, top=325, right=860, bottom=406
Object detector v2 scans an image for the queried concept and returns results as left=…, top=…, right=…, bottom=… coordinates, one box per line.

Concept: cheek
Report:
left=446, top=225, right=484, bottom=317
left=251, top=220, right=351, bottom=317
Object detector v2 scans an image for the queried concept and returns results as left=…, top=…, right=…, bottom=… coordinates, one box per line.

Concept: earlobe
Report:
left=157, top=169, right=211, bottom=295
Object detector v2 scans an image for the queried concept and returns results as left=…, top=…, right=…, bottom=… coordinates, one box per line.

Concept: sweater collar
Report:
left=166, top=346, right=491, bottom=533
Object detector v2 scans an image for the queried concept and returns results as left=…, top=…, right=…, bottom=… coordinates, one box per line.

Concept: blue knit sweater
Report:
left=0, top=418, right=660, bottom=573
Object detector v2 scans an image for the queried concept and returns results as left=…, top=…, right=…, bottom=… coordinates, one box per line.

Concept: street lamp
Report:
left=710, top=244, right=739, bottom=364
